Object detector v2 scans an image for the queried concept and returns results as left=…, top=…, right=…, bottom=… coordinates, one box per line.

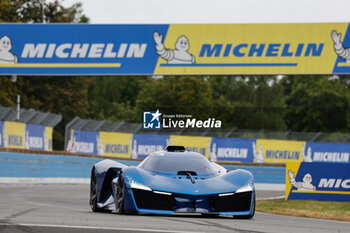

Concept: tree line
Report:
left=1, top=75, right=350, bottom=149
left=0, top=1, right=350, bottom=149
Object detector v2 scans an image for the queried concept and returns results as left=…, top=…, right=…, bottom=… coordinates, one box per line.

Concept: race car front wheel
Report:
left=90, top=169, right=103, bottom=212
left=114, top=172, right=125, bottom=214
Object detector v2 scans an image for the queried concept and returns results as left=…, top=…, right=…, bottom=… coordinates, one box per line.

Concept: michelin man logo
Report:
left=0, top=35, right=18, bottom=64
left=208, top=141, right=217, bottom=161
left=301, top=145, right=312, bottom=162
left=25, top=130, right=30, bottom=149
left=130, top=138, right=137, bottom=159
left=97, top=135, right=104, bottom=156
left=288, top=170, right=316, bottom=191
left=66, top=133, right=76, bottom=153
left=153, top=32, right=195, bottom=64
left=332, top=30, right=350, bottom=62
left=44, top=132, right=49, bottom=151
left=252, top=142, right=264, bottom=163
left=3, top=127, right=8, bottom=147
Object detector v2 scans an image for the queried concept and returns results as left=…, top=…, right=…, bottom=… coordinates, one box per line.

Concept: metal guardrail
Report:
left=0, top=106, right=62, bottom=127
left=64, top=117, right=350, bottom=149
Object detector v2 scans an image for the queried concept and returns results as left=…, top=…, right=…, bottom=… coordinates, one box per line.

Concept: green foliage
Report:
left=1, top=1, right=350, bottom=149
left=257, top=199, right=350, bottom=222
left=0, top=0, right=22, bottom=22
left=0, top=0, right=89, bottom=23
left=135, top=76, right=221, bottom=122
left=282, top=76, right=350, bottom=132
left=19, top=76, right=90, bottom=150
left=0, top=77, right=16, bottom=106
left=4, top=73, right=350, bottom=150
left=0, top=0, right=89, bottom=150
left=88, top=76, right=149, bottom=122
left=208, top=76, right=286, bottom=130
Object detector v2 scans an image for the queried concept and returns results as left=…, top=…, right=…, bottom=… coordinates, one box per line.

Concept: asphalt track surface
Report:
left=0, top=185, right=349, bottom=233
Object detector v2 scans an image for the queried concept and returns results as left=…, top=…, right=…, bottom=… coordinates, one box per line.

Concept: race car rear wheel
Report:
left=114, top=172, right=125, bottom=214
left=201, top=213, right=219, bottom=218
left=90, top=169, right=103, bottom=212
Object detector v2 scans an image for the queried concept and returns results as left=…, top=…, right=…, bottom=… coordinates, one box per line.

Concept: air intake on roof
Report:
left=165, top=145, right=185, bottom=152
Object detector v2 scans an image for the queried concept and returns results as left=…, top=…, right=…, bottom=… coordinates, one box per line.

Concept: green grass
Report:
left=257, top=199, right=350, bottom=222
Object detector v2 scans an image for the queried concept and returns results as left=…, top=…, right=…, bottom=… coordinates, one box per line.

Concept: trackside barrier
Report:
left=0, top=121, right=53, bottom=151
left=66, top=130, right=350, bottom=164
left=255, top=139, right=305, bottom=163
left=0, top=151, right=284, bottom=187
left=286, top=162, right=350, bottom=202
left=304, top=142, right=350, bottom=163
left=169, top=135, right=211, bottom=158
left=210, top=137, right=255, bottom=163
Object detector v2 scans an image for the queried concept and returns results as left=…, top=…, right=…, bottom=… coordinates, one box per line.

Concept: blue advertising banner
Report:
left=0, top=121, right=3, bottom=147
left=286, top=162, right=350, bottom=201
left=0, top=24, right=168, bottom=75
left=210, top=138, right=255, bottom=162
left=25, top=124, right=45, bottom=150
left=68, top=130, right=99, bottom=155
left=2, top=23, right=350, bottom=75
left=131, top=134, right=169, bottom=159
left=304, top=142, right=350, bottom=163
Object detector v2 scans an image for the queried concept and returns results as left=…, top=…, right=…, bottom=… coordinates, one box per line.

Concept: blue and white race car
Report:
left=89, top=146, right=255, bottom=218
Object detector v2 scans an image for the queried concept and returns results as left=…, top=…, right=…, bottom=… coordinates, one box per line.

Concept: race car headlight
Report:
left=130, top=182, right=152, bottom=191
left=153, top=190, right=172, bottom=195
left=126, top=175, right=152, bottom=191
left=235, top=184, right=253, bottom=193
left=218, top=192, right=235, bottom=197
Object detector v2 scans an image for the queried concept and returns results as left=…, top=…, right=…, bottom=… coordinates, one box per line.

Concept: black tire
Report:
left=114, top=172, right=125, bottom=214
left=90, top=169, right=103, bottom=212
left=234, top=192, right=255, bottom=219
left=201, top=213, right=219, bottom=218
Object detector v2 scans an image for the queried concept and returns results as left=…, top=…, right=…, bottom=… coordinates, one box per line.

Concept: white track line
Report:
left=0, top=177, right=89, bottom=184
left=255, top=183, right=285, bottom=191
left=256, top=211, right=350, bottom=224
left=0, top=223, right=203, bottom=233
left=257, top=195, right=285, bottom=200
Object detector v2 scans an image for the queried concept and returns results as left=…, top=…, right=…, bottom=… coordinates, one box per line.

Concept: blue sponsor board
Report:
left=1, top=23, right=350, bottom=75
left=25, top=124, right=45, bottom=150
left=210, top=138, right=255, bottom=163
left=304, top=142, right=350, bottom=163
left=286, top=162, right=350, bottom=201
left=0, top=121, right=3, bottom=147
left=0, top=24, right=168, bottom=75
left=131, top=134, right=169, bottom=159
left=72, top=130, right=98, bottom=155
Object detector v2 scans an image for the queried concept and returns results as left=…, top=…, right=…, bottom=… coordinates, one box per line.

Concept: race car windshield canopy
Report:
left=139, top=156, right=216, bottom=175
